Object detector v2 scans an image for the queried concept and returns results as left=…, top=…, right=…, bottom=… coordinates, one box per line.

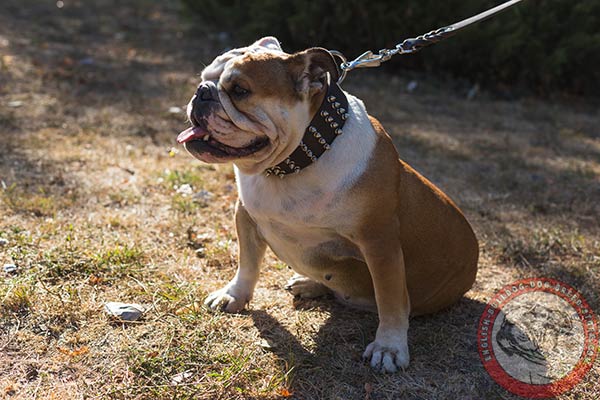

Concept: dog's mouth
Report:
left=177, top=125, right=270, bottom=159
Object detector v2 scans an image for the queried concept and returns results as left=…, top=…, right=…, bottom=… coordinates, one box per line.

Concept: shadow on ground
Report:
left=250, top=296, right=511, bottom=399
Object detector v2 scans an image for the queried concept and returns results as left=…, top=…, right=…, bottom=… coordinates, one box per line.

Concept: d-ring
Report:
left=328, top=50, right=348, bottom=84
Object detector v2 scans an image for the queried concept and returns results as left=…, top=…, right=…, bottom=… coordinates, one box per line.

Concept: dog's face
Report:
left=177, top=37, right=339, bottom=174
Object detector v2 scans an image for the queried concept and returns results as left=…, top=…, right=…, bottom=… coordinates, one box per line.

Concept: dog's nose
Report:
left=196, top=82, right=217, bottom=102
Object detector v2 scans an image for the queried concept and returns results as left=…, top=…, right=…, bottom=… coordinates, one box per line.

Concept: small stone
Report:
left=79, top=57, right=95, bottom=65
left=168, top=106, right=183, bottom=114
left=467, top=83, right=480, bottom=100
left=406, top=80, right=418, bottom=93
left=8, top=100, right=23, bottom=108
left=104, top=302, right=145, bottom=321
left=193, top=190, right=214, bottom=202
left=171, top=370, right=193, bottom=384
left=0, top=238, right=8, bottom=246
left=256, top=339, right=273, bottom=349
left=4, top=263, right=17, bottom=274
left=176, top=184, right=193, bottom=196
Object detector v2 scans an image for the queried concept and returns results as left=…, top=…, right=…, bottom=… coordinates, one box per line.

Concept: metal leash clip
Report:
left=329, top=0, right=524, bottom=84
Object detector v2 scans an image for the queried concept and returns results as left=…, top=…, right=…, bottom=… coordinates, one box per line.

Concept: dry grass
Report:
left=1, top=1, right=599, bottom=399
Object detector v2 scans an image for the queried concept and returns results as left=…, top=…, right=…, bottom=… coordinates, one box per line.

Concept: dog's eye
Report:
left=232, top=84, right=250, bottom=97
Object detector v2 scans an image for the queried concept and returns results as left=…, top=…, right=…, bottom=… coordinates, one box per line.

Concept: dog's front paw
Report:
left=204, top=285, right=250, bottom=313
left=363, top=335, right=410, bottom=373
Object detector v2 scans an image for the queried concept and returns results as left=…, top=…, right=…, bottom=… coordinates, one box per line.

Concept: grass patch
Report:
left=502, top=227, right=586, bottom=267
left=1, top=184, right=62, bottom=217
left=1, top=280, right=34, bottom=315
left=36, top=242, right=146, bottom=282
left=161, top=168, right=205, bottom=190
left=171, top=193, right=202, bottom=214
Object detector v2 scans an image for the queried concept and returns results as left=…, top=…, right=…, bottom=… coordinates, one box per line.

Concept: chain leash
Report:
left=329, top=0, right=525, bottom=84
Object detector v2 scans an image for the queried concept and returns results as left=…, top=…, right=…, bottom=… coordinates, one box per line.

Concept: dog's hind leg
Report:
left=284, top=274, right=331, bottom=298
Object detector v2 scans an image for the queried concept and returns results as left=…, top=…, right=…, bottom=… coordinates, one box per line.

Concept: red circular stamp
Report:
left=477, top=278, right=598, bottom=398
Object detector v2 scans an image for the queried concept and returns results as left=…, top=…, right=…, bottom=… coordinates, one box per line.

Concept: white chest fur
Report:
left=235, top=93, right=377, bottom=274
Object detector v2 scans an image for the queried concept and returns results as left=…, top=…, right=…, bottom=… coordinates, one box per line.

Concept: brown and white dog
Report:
left=177, top=37, right=478, bottom=373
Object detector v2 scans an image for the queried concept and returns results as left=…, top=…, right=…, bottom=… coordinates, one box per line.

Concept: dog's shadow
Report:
left=248, top=295, right=509, bottom=400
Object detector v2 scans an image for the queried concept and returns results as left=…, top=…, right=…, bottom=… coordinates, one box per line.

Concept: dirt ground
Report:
left=1, top=1, right=599, bottom=399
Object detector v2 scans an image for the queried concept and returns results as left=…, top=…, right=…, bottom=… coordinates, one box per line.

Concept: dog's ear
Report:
left=289, top=48, right=340, bottom=96
left=252, top=36, right=282, bottom=51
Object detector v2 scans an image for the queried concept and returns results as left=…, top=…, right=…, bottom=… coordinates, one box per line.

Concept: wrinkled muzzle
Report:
left=177, top=82, right=270, bottom=162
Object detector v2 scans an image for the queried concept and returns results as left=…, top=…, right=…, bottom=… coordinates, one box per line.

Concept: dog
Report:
left=177, top=37, right=478, bottom=373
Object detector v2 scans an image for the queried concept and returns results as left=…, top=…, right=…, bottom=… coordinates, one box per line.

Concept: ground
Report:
left=1, top=1, right=599, bottom=399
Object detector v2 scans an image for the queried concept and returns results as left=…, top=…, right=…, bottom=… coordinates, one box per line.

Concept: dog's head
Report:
left=177, top=37, right=339, bottom=174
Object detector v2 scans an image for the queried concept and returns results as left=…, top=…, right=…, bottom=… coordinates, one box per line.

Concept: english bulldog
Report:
left=177, top=37, right=478, bottom=373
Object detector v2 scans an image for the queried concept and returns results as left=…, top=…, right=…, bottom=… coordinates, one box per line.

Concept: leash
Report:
left=329, top=0, right=525, bottom=84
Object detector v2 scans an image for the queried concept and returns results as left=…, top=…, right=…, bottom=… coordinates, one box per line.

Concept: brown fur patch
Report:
left=224, top=51, right=327, bottom=119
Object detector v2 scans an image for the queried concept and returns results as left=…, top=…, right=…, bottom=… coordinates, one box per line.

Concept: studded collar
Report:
left=265, top=82, right=349, bottom=177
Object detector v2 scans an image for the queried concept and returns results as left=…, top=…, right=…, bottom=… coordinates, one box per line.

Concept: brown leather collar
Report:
left=265, top=82, right=349, bottom=178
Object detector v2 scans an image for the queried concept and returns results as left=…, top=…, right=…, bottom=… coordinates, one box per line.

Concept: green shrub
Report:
left=182, top=0, right=600, bottom=96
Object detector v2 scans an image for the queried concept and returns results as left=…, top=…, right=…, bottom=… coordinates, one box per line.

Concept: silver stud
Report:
left=284, top=158, right=291, bottom=165
left=311, top=156, right=317, bottom=162
left=289, top=161, right=295, bottom=169
left=309, top=126, right=317, bottom=133
left=327, top=95, right=336, bottom=102
left=335, top=128, right=343, bottom=135
left=332, top=102, right=341, bottom=108
left=294, top=167, right=300, bottom=173
left=323, top=143, right=330, bottom=150
left=318, top=138, right=326, bottom=145
left=337, top=108, right=346, bottom=115
left=313, top=132, right=322, bottom=139
left=320, top=110, right=329, bottom=117
left=325, top=116, right=333, bottom=123
left=265, top=170, right=272, bottom=177
left=330, top=122, right=339, bottom=129
left=341, top=113, right=348, bottom=120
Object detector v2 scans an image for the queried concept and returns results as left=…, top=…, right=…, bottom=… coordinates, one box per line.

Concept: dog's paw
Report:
left=362, top=336, right=410, bottom=373
left=204, top=285, right=249, bottom=313
left=284, top=274, right=330, bottom=298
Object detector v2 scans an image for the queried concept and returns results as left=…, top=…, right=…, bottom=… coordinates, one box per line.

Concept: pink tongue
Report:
left=177, top=126, right=207, bottom=144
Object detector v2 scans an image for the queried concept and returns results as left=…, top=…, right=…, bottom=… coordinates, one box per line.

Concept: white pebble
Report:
left=176, top=184, right=193, bottom=196
left=0, top=238, right=8, bottom=246
left=406, top=80, right=418, bottom=93
left=3, top=264, right=17, bottom=274
left=104, top=302, right=145, bottom=321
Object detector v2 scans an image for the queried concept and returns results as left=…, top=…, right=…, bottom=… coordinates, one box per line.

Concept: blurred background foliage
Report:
left=182, top=0, right=600, bottom=97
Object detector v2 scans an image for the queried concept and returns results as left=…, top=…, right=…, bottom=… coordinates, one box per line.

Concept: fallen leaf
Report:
left=58, top=346, right=89, bottom=357
left=88, top=275, right=103, bottom=285
left=4, top=384, right=16, bottom=396
left=365, top=382, right=373, bottom=400
left=62, top=57, right=74, bottom=67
